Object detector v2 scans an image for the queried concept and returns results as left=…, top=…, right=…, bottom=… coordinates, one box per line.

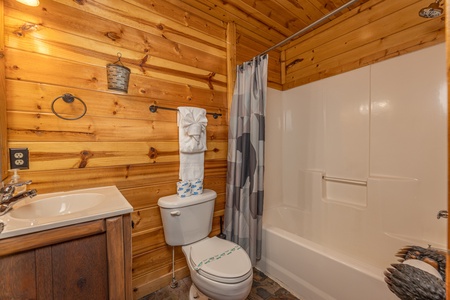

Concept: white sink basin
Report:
left=9, top=193, right=105, bottom=219
left=0, top=186, right=133, bottom=239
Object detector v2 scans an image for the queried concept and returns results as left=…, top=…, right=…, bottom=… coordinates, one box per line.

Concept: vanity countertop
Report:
left=0, top=185, right=133, bottom=239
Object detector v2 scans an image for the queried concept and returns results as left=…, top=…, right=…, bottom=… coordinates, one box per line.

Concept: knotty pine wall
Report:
left=1, top=0, right=446, bottom=298
left=2, top=0, right=233, bottom=298
left=281, top=0, right=446, bottom=89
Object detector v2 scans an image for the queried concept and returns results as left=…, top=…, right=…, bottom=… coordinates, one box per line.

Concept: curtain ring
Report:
left=51, top=93, right=87, bottom=120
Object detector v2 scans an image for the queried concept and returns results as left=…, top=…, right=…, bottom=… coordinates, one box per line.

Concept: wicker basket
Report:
left=106, top=63, right=131, bottom=93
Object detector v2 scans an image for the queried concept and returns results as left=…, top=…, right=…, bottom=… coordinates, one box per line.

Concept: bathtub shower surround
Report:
left=225, top=54, right=268, bottom=265
left=261, top=44, right=447, bottom=300
left=258, top=221, right=397, bottom=300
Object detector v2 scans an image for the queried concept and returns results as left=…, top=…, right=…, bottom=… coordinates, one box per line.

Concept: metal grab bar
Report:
left=322, top=175, right=367, bottom=186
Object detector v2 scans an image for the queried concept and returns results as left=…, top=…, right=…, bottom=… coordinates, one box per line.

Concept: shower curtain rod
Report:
left=257, top=0, right=361, bottom=57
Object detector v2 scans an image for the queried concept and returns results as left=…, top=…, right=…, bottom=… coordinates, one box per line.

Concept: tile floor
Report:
left=139, top=268, right=299, bottom=300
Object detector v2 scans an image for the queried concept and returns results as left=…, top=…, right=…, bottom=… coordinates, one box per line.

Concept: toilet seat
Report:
left=188, top=237, right=253, bottom=284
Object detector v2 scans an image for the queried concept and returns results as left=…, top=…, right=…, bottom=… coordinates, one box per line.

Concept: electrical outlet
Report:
left=9, top=148, right=30, bottom=170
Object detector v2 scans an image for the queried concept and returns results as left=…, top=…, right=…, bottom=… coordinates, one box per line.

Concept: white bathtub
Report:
left=256, top=206, right=399, bottom=300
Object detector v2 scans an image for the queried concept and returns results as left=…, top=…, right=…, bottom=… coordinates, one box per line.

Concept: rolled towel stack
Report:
left=190, top=179, right=203, bottom=195
left=177, top=180, right=191, bottom=198
left=176, top=179, right=204, bottom=198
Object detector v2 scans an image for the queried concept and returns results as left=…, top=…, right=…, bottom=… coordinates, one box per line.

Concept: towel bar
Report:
left=149, top=105, right=222, bottom=119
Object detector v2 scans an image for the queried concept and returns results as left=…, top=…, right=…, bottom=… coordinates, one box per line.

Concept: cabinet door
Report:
left=51, top=233, right=108, bottom=299
left=0, top=250, right=37, bottom=299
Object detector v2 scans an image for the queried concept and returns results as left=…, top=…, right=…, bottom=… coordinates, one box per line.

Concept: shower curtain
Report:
left=224, top=54, right=268, bottom=265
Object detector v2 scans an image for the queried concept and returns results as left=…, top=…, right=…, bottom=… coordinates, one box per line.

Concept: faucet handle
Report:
left=0, top=180, right=32, bottom=203
left=10, top=180, right=32, bottom=187
left=0, top=180, right=31, bottom=193
left=0, top=184, right=13, bottom=193
left=437, top=210, right=448, bottom=219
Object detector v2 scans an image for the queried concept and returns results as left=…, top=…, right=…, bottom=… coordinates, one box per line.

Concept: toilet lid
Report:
left=189, top=237, right=253, bottom=284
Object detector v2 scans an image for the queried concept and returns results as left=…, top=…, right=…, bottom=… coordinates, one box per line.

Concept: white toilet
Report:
left=158, top=189, right=253, bottom=300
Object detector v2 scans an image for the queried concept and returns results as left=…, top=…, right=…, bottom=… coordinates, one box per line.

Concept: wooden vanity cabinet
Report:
left=0, top=214, right=132, bottom=300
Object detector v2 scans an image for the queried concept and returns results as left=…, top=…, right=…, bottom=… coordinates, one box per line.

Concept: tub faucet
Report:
left=0, top=180, right=37, bottom=216
left=437, top=210, right=448, bottom=219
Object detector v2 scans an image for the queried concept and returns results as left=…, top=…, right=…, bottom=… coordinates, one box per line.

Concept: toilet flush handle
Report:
left=170, top=211, right=181, bottom=216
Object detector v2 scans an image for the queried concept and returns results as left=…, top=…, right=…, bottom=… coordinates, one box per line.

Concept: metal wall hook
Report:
left=62, top=93, right=75, bottom=103
left=51, top=93, right=87, bottom=120
left=113, top=52, right=125, bottom=66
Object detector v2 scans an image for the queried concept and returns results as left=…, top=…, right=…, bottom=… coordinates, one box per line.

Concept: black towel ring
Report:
left=51, top=93, right=87, bottom=120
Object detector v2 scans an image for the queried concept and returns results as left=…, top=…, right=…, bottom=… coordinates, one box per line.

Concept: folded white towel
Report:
left=179, top=153, right=204, bottom=181
left=177, top=107, right=207, bottom=153
left=178, top=107, right=207, bottom=181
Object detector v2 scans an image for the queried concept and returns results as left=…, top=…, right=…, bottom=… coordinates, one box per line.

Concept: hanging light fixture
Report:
left=419, top=0, right=444, bottom=18
left=16, top=0, right=40, bottom=6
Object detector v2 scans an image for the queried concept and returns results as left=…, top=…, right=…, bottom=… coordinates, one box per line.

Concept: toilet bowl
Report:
left=182, top=237, right=253, bottom=300
left=158, top=190, right=253, bottom=300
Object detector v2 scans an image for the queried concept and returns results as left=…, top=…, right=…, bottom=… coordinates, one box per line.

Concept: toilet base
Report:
left=189, top=283, right=210, bottom=300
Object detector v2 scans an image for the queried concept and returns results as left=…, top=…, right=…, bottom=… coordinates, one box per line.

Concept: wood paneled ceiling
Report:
left=179, top=0, right=368, bottom=51
left=175, top=0, right=445, bottom=90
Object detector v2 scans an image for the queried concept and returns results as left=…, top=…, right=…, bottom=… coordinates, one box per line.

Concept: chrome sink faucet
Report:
left=0, top=180, right=37, bottom=216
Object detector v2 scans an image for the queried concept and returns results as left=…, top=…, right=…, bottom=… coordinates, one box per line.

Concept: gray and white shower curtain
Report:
left=224, top=54, right=268, bottom=265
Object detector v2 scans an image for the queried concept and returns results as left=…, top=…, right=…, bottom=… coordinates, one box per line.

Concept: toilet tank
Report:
left=158, top=189, right=217, bottom=246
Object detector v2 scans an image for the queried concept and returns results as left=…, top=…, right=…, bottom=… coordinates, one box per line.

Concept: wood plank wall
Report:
left=0, top=1, right=6, bottom=179
left=281, top=0, right=446, bottom=89
left=2, top=0, right=445, bottom=298
left=2, top=0, right=233, bottom=298
left=236, top=32, right=282, bottom=90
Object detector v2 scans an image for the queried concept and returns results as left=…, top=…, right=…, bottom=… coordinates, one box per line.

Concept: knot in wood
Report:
left=148, top=147, right=158, bottom=160
left=286, top=58, right=304, bottom=70
left=79, top=150, right=93, bottom=168
left=105, top=32, right=121, bottom=41
left=77, top=277, right=87, bottom=289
